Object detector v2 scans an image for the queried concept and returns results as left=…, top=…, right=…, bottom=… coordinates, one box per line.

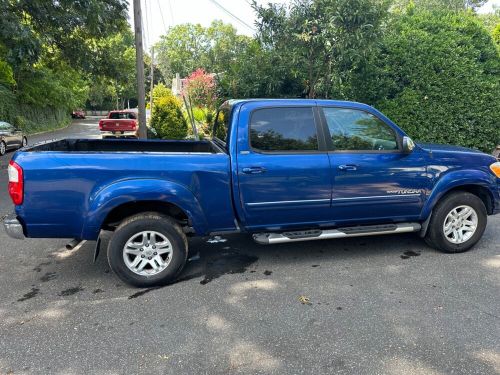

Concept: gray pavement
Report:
left=0, top=118, right=499, bottom=375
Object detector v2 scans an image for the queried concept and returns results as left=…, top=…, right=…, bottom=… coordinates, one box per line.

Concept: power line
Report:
left=142, top=0, right=150, bottom=49
left=157, top=0, right=168, bottom=34
left=167, top=0, right=175, bottom=26
left=207, top=0, right=255, bottom=32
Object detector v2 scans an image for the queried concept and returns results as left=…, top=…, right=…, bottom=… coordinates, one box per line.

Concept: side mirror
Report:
left=402, top=136, right=415, bottom=153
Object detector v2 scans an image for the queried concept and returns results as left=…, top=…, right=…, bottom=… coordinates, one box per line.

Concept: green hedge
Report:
left=366, top=10, right=500, bottom=153
left=0, top=85, right=70, bottom=134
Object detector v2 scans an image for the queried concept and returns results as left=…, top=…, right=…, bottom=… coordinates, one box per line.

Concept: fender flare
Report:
left=420, top=169, right=496, bottom=221
left=81, top=178, right=208, bottom=239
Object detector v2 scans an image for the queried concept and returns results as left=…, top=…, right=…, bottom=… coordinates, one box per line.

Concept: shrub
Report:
left=191, top=106, right=215, bottom=138
left=363, top=10, right=500, bottom=152
left=150, top=84, right=188, bottom=139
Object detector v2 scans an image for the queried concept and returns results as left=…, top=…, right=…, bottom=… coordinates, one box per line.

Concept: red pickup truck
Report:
left=99, top=110, right=138, bottom=138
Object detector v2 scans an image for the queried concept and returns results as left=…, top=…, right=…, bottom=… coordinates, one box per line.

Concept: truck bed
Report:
left=25, top=139, right=222, bottom=154
left=13, top=138, right=234, bottom=240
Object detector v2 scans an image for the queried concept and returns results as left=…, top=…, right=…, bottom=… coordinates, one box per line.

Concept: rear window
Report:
left=109, top=112, right=137, bottom=120
left=213, top=106, right=230, bottom=144
left=249, top=107, right=318, bottom=152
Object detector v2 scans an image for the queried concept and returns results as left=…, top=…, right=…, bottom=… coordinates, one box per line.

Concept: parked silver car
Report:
left=0, top=121, right=27, bottom=156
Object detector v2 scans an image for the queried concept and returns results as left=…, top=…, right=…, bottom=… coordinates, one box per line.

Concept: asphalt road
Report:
left=0, top=118, right=499, bottom=375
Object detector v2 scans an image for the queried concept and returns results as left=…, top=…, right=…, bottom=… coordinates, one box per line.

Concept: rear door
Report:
left=236, top=103, right=333, bottom=230
left=320, top=106, right=429, bottom=224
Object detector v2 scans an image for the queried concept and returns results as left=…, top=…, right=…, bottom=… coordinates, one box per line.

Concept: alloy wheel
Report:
left=122, top=230, right=173, bottom=276
left=443, top=205, right=478, bottom=244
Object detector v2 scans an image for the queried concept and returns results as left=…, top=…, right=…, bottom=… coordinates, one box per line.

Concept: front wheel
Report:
left=21, top=137, right=27, bottom=148
left=107, top=213, right=188, bottom=287
left=425, top=192, right=487, bottom=253
left=0, top=141, right=6, bottom=156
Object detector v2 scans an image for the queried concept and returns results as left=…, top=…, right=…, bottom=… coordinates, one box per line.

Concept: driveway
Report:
left=0, top=118, right=499, bottom=374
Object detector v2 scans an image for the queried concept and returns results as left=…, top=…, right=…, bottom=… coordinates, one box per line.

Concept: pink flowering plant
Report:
left=183, top=68, right=217, bottom=110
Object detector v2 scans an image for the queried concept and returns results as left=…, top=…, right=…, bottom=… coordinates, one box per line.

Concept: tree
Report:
left=156, top=24, right=210, bottom=80
left=392, top=0, right=487, bottom=12
left=155, top=21, right=253, bottom=81
left=5, top=0, right=128, bottom=74
left=252, top=0, right=389, bottom=98
left=0, top=0, right=131, bottom=133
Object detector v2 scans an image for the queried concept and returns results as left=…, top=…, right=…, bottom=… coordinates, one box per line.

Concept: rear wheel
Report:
left=107, top=212, right=188, bottom=287
left=21, top=137, right=27, bottom=148
left=0, top=141, right=6, bottom=156
left=425, top=192, right=487, bottom=253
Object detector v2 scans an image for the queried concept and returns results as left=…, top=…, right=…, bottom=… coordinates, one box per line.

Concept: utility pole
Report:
left=149, top=46, right=154, bottom=116
left=133, top=0, right=147, bottom=139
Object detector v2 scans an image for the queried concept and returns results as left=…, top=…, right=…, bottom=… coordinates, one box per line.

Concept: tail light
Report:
left=99, top=120, right=103, bottom=130
left=8, top=160, right=24, bottom=205
left=132, top=121, right=137, bottom=130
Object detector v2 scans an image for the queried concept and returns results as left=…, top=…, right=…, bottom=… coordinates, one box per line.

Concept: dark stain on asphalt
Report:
left=263, top=270, right=272, bottom=276
left=128, top=287, right=159, bottom=299
left=18, top=288, right=40, bottom=302
left=127, top=251, right=259, bottom=298
left=33, top=261, right=51, bottom=272
left=336, top=306, right=343, bottom=310
left=311, top=264, right=320, bottom=268
left=59, top=286, right=83, bottom=296
left=92, top=288, right=104, bottom=294
left=177, top=251, right=259, bottom=286
left=40, top=272, right=57, bottom=282
left=401, top=251, right=421, bottom=259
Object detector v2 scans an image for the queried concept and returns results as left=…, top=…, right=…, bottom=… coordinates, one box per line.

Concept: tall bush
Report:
left=150, top=84, right=187, bottom=139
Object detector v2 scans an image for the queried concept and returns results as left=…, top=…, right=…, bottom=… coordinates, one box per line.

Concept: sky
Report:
left=128, top=0, right=500, bottom=51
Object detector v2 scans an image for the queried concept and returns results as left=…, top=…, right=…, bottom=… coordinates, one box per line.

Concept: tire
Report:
left=21, top=137, right=27, bottom=148
left=0, top=141, right=6, bottom=156
left=425, top=192, right=487, bottom=253
left=107, top=212, right=188, bottom=287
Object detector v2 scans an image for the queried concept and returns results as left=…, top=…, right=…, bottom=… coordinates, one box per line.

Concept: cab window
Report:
left=250, top=107, right=318, bottom=152
left=322, top=107, right=398, bottom=151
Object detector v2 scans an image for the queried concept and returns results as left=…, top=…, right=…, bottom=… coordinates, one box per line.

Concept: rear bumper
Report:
left=3, top=214, right=25, bottom=239
left=100, top=130, right=138, bottom=138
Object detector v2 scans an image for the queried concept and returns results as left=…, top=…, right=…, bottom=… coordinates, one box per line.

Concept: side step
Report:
left=252, top=223, right=421, bottom=245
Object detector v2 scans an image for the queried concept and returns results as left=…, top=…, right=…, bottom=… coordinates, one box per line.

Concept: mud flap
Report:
left=93, top=234, right=102, bottom=263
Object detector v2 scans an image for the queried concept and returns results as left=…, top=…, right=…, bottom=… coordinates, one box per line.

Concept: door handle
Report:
left=242, top=167, right=266, bottom=174
left=338, top=164, right=358, bottom=171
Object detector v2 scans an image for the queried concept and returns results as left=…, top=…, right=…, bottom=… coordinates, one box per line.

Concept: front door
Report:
left=236, top=104, right=333, bottom=230
left=320, top=106, right=430, bottom=224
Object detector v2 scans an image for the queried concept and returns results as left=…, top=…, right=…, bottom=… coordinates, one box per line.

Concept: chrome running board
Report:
left=252, top=222, right=421, bottom=245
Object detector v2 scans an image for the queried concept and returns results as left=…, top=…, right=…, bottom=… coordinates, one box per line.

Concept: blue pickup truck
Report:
left=5, top=99, right=500, bottom=287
